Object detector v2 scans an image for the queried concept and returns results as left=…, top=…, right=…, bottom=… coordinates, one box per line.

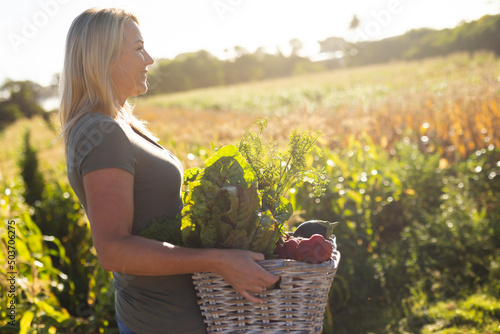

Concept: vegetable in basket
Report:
left=180, top=144, right=283, bottom=258
left=274, top=220, right=339, bottom=264
left=139, top=119, right=331, bottom=259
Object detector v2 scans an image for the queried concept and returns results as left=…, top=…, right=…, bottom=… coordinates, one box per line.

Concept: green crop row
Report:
left=1, top=125, right=499, bottom=333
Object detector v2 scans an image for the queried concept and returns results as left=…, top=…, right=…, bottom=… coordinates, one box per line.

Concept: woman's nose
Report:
left=145, top=50, right=154, bottom=65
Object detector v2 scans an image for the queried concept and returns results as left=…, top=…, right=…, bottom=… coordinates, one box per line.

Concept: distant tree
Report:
left=289, top=38, right=303, bottom=57
left=225, top=53, right=264, bottom=84
left=348, top=14, right=361, bottom=57
left=349, top=14, right=360, bottom=31
left=1, top=80, right=45, bottom=117
left=181, top=50, right=225, bottom=88
left=0, top=102, right=23, bottom=129
left=261, top=52, right=290, bottom=78
left=254, top=46, right=267, bottom=59
left=348, top=14, right=361, bottom=59
left=0, top=80, right=45, bottom=129
left=318, top=36, right=346, bottom=53
left=233, top=45, right=249, bottom=58
left=148, top=51, right=225, bottom=94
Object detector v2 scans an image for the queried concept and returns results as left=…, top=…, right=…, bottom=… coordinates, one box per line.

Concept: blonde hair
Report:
left=59, top=7, right=155, bottom=154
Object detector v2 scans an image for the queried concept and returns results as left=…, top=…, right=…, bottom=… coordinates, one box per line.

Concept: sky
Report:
left=1, top=0, right=499, bottom=87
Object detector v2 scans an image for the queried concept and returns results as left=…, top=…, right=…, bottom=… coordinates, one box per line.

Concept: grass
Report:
left=139, top=52, right=499, bottom=116
left=405, top=293, right=500, bottom=334
left=0, top=115, right=64, bottom=183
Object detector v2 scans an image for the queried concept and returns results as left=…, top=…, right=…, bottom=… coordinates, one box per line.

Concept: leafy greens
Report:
left=139, top=119, right=329, bottom=259
left=181, top=145, right=283, bottom=258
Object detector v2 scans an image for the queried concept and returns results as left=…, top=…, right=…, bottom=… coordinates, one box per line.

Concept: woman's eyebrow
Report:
left=134, top=39, right=144, bottom=45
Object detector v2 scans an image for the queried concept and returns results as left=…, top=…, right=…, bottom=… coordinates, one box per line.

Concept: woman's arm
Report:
left=83, top=167, right=278, bottom=303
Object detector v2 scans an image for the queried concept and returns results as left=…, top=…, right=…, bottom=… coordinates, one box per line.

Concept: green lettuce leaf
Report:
left=234, top=183, right=260, bottom=231
left=248, top=210, right=282, bottom=256
left=180, top=145, right=281, bottom=258
left=203, top=145, right=257, bottom=188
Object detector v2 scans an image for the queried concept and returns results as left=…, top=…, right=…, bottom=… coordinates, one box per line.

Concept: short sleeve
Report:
left=67, top=116, right=137, bottom=178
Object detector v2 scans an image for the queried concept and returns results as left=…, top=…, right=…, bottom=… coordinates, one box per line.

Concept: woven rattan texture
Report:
left=193, top=250, right=340, bottom=333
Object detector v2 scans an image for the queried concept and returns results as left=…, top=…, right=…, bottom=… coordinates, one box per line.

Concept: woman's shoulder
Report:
left=74, top=111, right=118, bottom=129
left=69, top=112, right=129, bottom=148
left=66, top=112, right=136, bottom=169
left=72, top=112, right=123, bottom=134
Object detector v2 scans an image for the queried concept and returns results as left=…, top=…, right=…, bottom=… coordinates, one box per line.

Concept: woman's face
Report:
left=111, top=20, right=154, bottom=105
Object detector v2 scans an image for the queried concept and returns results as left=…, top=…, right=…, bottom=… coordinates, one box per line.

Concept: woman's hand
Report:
left=211, top=249, right=279, bottom=304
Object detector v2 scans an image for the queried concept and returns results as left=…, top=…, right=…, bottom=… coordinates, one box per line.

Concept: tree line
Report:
left=146, top=14, right=500, bottom=95
left=0, top=81, right=48, bottom=130
left=2, top=14, right=499, bottom=129
left=146, top=46, right=328, bottom=95
left=344, top=14, right=500, bottom=66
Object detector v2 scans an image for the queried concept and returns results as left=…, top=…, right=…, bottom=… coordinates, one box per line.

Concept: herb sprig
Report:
left=238, top=118, right=329, bottom=224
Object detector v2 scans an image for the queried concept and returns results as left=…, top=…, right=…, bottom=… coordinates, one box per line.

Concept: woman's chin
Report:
left=135, top=83, right=149, bottom=96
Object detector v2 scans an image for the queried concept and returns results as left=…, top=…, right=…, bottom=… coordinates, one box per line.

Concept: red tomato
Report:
left=273, top=243, right=286, bottom=259
left=295, top=234, right=333, bottom=264
left=283, top=238, right=300, bottom=259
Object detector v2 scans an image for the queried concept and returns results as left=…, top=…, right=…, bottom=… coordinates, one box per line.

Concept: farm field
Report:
left=137, top=52, right=500, bottom=161
left=1, top=52, right=499, bottom=180
left=1, top=52, right=500, bottom=333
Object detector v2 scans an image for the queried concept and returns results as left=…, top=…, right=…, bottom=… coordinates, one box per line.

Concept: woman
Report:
left=59, top=8, right=278, bottom=334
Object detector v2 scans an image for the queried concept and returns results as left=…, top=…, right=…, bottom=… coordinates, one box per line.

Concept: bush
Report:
left=0, top=179, right=75, bottom=333
left=405, top=293, right=500, bottom=333
left=9, top=135, right=117, bottom=333
left=1, top=176, right=117, bottom=333
left=290, top=136, right=500, bottom=333
left=17, top=130, right=45, bottom=207
left=401, top=145, right=500, bottom=303
left=291, top=135, right=407, bottom=332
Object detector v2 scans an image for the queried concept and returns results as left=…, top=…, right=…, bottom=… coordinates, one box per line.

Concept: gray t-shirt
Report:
left=67, top=112, right=206, bottom=334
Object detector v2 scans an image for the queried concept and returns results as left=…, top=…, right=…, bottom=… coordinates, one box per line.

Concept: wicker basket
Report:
left=192, top=249, right=340, bottom=333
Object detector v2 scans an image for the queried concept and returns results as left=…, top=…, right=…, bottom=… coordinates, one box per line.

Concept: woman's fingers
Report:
left=239, top=284, right=269, bottom=304
left=259, top=271, right=279, bottom=285
left=216, top=249, right=279, bottom=303
left=247, top=251, right=279, bottom=285
left=248, top=251, right=265, bottom=262
left=239, top=290, right=263, bottom=304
